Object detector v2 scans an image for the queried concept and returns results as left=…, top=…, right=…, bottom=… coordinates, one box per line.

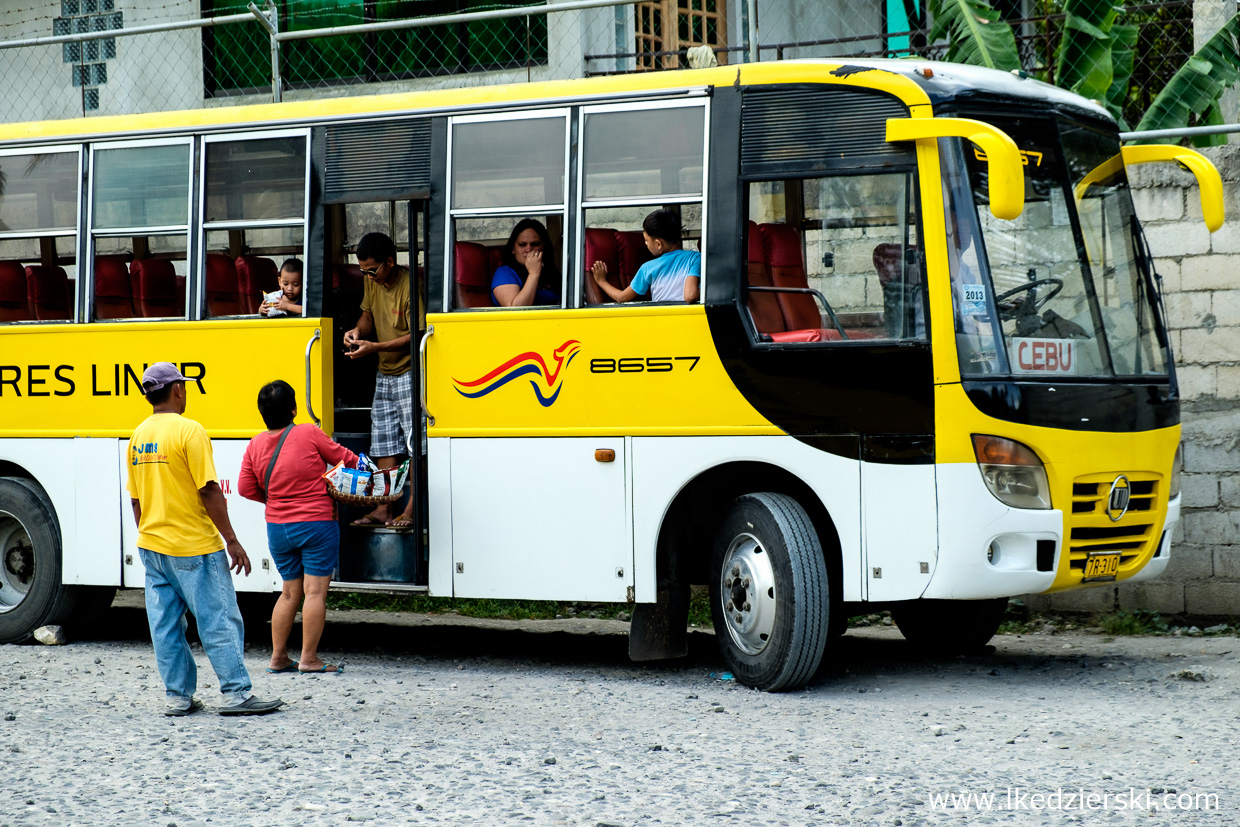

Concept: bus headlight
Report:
left=972, top=435, right=1052, bottom=510
left=1169, top=443, right=1183, bottom=499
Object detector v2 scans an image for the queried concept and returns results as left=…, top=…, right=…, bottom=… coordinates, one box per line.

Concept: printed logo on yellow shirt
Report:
left=131, top=441, right=169, bottom=466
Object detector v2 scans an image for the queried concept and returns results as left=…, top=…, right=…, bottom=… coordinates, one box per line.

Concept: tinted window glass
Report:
left=204, top=137, right=307, bottom=222
left=583, top=107, right=705, bottom=200
left=0, top=152, right=78, bottom=232
left=93, top=144, right=190, bottom=229
left=451, top=117, right=566, bottom=209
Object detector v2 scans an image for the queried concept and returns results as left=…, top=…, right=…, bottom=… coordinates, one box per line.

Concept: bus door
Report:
left=323, top=197, right=429, bottom=586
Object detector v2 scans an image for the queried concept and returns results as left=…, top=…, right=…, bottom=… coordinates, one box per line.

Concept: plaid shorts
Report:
left=370, top=370, right=414, bottom=458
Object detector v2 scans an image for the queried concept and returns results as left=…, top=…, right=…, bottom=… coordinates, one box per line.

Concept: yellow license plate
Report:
left=1083, top=552, right=1120, bottom=580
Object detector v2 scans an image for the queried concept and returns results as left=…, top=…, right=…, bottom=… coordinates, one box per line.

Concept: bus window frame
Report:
left=739, top=165, right=927, bottom=347
left=444, top=108, right=571, bottom=312
left=0, top=143, right=83, bottom=324
left=574, top=98, right=709, bottom=309
left=86, top=135, right=194, bottom=323
left=197, top=127, right=312, bottom=320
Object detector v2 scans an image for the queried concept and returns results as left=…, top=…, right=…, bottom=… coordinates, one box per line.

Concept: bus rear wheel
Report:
left=891, top=598, right=1008, bottom=655
left=709, top=493, right=830, bottom=692
left=0, top=477, right=82, bottom=644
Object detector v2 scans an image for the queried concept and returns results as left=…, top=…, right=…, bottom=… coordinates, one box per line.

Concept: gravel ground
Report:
left=1, top=594, right=1237, bottom=826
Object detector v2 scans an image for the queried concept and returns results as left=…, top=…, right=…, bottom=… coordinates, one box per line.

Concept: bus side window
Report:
left=91, top=141, right=191, bottom=321
left=201, top=134, right=307, bottom=319
left=0, top=149, right=80, bottom=324
left=447, top=113, right=569, bottom=311
left=580, top=103, right=705, bottom=307
left=745, top=173, right=924, bottom=343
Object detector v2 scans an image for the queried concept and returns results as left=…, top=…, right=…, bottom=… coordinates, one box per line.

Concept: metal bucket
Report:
left=340, top=526, right=421, bottom=583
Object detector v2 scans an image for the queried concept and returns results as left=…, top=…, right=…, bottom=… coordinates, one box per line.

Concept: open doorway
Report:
left=323, top=197, right=429, bottom=587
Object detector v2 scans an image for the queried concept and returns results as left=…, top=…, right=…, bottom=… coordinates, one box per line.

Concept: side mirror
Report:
left=1121, top=144, right=1224, bottom=232
left=886, top=117, right=1025, bottom=221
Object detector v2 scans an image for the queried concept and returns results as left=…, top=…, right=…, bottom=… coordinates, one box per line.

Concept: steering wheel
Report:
left=995, top=277, right=1064, bottom=320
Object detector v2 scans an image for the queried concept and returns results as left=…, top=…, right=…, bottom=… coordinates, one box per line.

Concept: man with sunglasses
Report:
left=343, top=232, right=419, bottom=527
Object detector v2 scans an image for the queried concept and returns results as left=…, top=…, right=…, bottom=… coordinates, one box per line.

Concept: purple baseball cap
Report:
left=141, top=362, right=188, bottom=393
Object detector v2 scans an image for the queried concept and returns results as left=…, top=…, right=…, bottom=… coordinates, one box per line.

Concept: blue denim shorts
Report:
left=267, top=520, right=340, bottom=580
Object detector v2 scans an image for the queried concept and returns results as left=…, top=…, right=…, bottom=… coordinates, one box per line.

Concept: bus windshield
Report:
left=945, top=116, right=1169, bottom=380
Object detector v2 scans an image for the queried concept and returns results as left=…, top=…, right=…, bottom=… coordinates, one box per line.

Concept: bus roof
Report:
left=0, top=59, right=1112, bottom=146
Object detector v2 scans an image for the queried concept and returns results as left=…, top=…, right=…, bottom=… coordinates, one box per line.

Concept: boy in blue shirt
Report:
left=590, top=208, right=700, bottom=303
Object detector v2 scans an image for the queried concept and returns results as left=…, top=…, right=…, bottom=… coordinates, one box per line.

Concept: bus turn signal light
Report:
left=595, top=449, right=616, bottom=463
left=972, top=435, right=1051, bottom=510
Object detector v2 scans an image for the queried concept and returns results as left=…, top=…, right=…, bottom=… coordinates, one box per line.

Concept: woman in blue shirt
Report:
left=491, top=218, right=561, bottom=307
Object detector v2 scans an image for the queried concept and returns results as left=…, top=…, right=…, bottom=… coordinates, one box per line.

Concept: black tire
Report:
left=891, top=598, right=1008, bottom=654
left=709, top=493, right=830, bottom=691
left=0, top=476, right=82, bottom=643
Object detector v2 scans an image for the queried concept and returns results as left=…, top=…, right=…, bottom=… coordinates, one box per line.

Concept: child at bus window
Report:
left=590, top=209, right=700, bottom=304
left=491, top=218, right=561, bottom=307
left=259, top=259, right=304, bottom=317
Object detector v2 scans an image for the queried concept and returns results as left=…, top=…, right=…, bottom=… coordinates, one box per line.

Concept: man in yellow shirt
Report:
left=127, top=362, right=283, bottom=717
left=343, top=232, right=420, bottom=528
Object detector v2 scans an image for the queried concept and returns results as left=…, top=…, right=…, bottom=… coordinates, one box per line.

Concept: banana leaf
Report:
left=1134, top=13, right=1240, bottom=143
left=928, top=0, right=1020, bottom=71
left=1056, top=0, right=1120, bottom=102
left=1105, top=23, right=1138, bottom=128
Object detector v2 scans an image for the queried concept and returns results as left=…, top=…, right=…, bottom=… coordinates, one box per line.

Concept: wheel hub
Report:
left=0, top=516, right=35, bottom=612
left=719, top=533, right=778, bottom=656
left=6, top=543, right=33, bottom=581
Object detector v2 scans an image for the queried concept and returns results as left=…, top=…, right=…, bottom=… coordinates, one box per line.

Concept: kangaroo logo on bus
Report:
left=453, top=340, right=581, bottom=407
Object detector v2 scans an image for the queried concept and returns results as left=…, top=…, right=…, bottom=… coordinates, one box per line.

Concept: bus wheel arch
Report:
left=629, top=461, right=843, bottom=682
left=0, top=476, right=80, bottom=643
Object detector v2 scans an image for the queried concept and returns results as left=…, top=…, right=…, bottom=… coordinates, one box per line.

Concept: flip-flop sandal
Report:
left=299, top=664, right=343, bottom=674
left=266, top=662, right=299, bottom=674
left=350, top=516, right=385, bottom=527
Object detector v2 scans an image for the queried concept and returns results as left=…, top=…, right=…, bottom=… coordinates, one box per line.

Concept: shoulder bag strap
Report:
left=263, top=425, right=295, bottom=494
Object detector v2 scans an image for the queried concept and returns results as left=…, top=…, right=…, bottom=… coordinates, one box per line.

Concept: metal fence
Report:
left=0, top=0, right=1218, bottom=129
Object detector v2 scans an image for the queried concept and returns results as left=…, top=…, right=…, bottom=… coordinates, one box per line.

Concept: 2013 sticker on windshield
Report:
left=961, top=284, right=987, bottom=316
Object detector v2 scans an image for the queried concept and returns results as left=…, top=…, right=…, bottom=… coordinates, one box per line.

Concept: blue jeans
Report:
left=140, top=548, right=251, bottom=706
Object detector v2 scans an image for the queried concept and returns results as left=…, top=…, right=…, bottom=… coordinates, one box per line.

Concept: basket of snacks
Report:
left=324, top=453, right=411, bottom=506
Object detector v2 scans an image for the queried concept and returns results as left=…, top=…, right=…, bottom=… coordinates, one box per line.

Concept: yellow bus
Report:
left=0, top=60, right=1222, bottom=690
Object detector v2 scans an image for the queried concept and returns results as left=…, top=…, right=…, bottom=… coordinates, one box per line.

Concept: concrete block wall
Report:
left=1026, top=145, right=1240, bottom=618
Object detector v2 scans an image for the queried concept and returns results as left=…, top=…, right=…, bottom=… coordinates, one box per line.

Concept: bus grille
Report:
left=1067, top=473, right=1161, bottom=575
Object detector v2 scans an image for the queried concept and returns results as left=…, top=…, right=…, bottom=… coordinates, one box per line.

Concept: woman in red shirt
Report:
left=239, top=380, right=357, bottom=674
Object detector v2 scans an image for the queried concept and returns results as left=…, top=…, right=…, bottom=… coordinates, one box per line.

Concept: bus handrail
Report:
left=886, top=117, right=1025, bottom=221
left=749, top=285, right=848, bottom=339
left=304, top=328, right=321, bottom=427
left=419, top=325, right=434, bottom=427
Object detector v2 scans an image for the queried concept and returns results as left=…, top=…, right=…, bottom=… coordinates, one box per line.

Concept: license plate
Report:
left=1083, top=552, right=1120, bottom=581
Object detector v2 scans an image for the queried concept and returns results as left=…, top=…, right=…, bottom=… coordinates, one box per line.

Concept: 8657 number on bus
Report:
left=590, top=356, right=700, bottom=374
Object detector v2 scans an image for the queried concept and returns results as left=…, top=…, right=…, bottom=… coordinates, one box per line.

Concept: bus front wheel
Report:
left=709, top=493, right=830, bottom=692
left=891, top=598, right=1008, bottom=654
left=0, top=477, right=82, bottom=644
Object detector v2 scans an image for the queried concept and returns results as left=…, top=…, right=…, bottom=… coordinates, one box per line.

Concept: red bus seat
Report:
left=758, top=224, right=822, bottom=332
left=333, top=262, right=363, bottom=291
left=745, top=220, right=786, bottom=336
left=454, top=241, right=493, bottom=309
left=0, top=261, right=31, bottom=322
left=26, top=265, right=71, bottom=321
left=205, top=253, right=243, bottom=317
left=94, top=255, right=134, bottom=320
left=235, top=255, right=279, bottom=314
left=614, top=230, right=653, bottom=290
left=583, top=227, right=620, bottom=305
left=130, top=259, right=179, bottom=318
